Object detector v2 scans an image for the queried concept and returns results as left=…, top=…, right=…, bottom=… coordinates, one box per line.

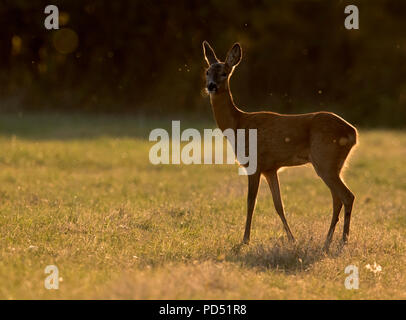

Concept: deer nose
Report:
left=207, top=83, right=217, bottom=92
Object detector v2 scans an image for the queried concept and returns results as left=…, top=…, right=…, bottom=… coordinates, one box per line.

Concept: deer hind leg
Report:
left=323, top=191, right=343, bottom=251
left=311, top=141, right=355, bottom=248
left=264, top=170, right=295, bottom=242
left=242, top=171, right=261, bottom=244
left=320, top=174, right=354, bottom=245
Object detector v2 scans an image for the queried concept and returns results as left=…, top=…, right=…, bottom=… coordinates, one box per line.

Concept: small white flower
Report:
left=365, top=262, right=382, bottom=274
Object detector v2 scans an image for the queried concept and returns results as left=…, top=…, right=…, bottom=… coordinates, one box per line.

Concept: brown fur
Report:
left=203, top=41, right=358, bottom=250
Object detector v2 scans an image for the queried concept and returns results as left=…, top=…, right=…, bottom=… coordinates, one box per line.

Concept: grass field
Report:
left=0, top=114, right=405, bottom=299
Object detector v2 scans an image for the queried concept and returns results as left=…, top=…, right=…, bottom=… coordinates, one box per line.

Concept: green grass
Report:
left=0, top=114, right=405, bottom=299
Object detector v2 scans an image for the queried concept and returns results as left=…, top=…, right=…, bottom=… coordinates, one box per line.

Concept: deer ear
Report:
left=203, top=41, right=219, bottom=66
left=225, top=43, right=242, bottom=68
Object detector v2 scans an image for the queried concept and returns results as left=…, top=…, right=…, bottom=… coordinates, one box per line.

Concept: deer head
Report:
left=203, top=41, right=242, bottom=94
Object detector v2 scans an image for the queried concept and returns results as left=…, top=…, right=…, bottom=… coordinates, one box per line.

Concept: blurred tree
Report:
left=0, top=0, right=405, bottom=127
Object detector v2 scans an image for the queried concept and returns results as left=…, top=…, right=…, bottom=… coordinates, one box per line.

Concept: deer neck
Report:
left=209, top=85, right=242, bottom=132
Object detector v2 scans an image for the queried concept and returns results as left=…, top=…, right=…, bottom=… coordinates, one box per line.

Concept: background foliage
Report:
left=1, top=0, right=406, bottom=126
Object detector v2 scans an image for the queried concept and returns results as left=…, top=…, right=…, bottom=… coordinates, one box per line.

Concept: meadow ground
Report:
left=0, top=113, right=405, bottom=299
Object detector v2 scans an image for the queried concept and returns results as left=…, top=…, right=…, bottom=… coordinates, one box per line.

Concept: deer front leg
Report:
left=264, top=170, right=295, bottom=242
left=242, top=172, right=261, bottom=244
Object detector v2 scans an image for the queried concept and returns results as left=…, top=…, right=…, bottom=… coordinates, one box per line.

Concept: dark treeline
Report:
left=1, top=0, right=406, bottom=127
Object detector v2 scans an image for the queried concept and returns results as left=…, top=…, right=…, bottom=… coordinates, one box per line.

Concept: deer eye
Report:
left=206, top=70, right=209, bottom=75
left=222, top=72, right=227, bottom=77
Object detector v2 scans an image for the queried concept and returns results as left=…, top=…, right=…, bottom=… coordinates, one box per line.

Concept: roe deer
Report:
left=202, top=41, right=358, bottom=251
